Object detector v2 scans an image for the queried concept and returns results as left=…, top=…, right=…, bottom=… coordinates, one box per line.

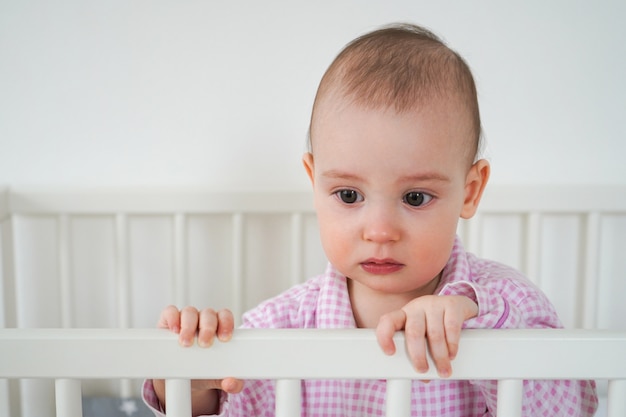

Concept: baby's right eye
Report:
left=335, top=189, right=363, bottom=204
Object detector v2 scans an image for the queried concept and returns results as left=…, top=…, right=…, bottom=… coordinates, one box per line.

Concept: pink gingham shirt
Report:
left=143, top=237, right=598, bottom=416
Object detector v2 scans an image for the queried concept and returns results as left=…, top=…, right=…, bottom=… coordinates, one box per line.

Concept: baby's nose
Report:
left=362, top=208, right=401, bottom=243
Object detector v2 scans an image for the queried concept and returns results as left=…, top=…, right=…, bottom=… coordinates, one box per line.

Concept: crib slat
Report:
left=496, top=379, right=522, bottom=417
left=290, top=213, right=304, bottom=286
left=165, top=379, right=191, bottom=417
left=607, top=379, right=626, bottom=417
left=174, top=213, right=187, bottom=306
left=0, top=215, right=18, bottom=417
left=58, top=214, right=73, bottom=328
left=581, top=212, right=600, bottom=329
left=524, top=212, right=541, bottom=282
left=0, top=212, right=17, bottom=329
left=0, top=380, right=8, bottom=417
left=385, top=379, right=411, bottom=417
left=115, top=214, right=130, bottom=329
left=275, top=379, right=301, bottom=417
left=115, top=214, right=133, bottom=399
left=231, top=213, right=244, bottom=320
left=55, top=379, right=82, bottom=417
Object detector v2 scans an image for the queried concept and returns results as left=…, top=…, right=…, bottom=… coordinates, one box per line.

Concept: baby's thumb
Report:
left=221, top=377, right=244, bottom=394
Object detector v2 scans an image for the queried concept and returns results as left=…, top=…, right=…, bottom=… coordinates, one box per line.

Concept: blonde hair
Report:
left=309, top=23, right=482, bottom=161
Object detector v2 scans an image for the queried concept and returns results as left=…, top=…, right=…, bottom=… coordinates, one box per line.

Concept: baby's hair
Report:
left=308, top=23, right=483, bottom=163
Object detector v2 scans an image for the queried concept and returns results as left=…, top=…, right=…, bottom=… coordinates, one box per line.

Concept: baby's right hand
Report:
left=154, top=306, right=243, bottom=415
left=158, top=305, right=236, bottom=347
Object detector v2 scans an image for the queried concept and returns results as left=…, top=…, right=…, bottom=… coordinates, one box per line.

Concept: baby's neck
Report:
left=347, top=277, right=440, bottom=328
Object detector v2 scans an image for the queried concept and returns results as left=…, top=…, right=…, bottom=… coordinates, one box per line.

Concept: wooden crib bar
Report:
left=1, top=328, right=625, bottom=416
left=55, top=379, right=82, bottom=416
left=165, top=379, right=191, bottom=417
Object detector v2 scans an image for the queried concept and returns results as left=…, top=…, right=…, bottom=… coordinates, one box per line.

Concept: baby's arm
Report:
left=376, top=295, right=478, bottom=378
left=152, top=306, right=244, bottom=417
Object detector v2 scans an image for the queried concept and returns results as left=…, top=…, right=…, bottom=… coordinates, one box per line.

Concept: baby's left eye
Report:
left=403, top=192, right=433, bottom=207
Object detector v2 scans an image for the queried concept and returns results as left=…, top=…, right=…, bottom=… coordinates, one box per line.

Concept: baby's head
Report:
left=308, top=23, right=482, bottom=166
left=303, top=24, right=490, bottom=302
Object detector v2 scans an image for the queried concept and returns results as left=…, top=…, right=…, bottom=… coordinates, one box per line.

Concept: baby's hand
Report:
left=375, top=295, right=478, bottom=378
left=158, top=305, right=236, bottom=347
left=154, top=306, right=243, bottom=415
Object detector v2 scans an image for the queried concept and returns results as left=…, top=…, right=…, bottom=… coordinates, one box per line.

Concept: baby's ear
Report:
left=302, top=152, right=315, bottom=185
left=460, top=159, right=490, bottom=219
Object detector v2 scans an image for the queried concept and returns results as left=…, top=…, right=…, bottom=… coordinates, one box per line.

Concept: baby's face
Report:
left=304, top=96, right=485, bottom=302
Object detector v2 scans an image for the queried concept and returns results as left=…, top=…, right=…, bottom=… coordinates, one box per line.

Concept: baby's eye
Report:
left=403, top=191, right=433, bottom=207
left=336, top=189, right=363, bottom=204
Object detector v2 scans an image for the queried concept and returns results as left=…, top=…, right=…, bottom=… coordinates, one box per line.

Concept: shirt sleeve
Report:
left=141, top=379, right=166, bottom=417
left=438, top=250, right=563, bottom=330
left=437, top=260, right=598, bottom=416
left=439, top=278, right=559, bottom=330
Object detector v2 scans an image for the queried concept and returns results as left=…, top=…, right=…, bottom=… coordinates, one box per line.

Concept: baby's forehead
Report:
left=313, top=92, right=473, bottom=135
left=310, top=95, right=477, bottom=164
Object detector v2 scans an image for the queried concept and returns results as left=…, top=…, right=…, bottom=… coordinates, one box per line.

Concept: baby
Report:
left=144, top=23, right=597, bottom=416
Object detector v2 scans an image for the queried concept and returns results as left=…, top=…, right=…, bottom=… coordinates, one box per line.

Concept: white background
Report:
left=1, top=0, right=625, bottom=189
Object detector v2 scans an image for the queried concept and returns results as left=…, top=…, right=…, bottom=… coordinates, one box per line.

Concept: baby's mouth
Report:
left=360, top=259, right=404, bottom=275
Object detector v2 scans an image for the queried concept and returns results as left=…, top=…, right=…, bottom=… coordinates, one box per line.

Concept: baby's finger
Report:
left=376, top=309, right=407, bottom=355
left=443, top=310, right=464, bottom=360
left=404, top=310, right=429, bottom=374
left=424, top=316, right=452, bottom=378
left=216, top=309, right=235, bottom=342
left=179, top=306, right=200, bottom=347
left=197, top=308, right=218, bottom=348
left=157, top=305, right=181, bottom=333
left=221, top=377, right=244, bottom=394
left=444, top=295, right=479, bottom=360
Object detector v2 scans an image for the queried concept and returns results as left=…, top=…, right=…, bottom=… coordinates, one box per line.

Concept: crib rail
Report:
left=6, top=185, right=625, bottom=214
left=1, top=328, right=625, bottom=417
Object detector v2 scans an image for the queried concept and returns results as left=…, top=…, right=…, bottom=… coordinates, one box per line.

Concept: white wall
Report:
left=1, top=0, right=625, bottom=189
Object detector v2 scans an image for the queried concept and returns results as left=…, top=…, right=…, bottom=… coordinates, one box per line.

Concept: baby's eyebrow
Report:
left=320, top=170, right=363, bottom=181
left=320, top=170, right=451, bottom=185
left=397, top=172, right=451, bottom=183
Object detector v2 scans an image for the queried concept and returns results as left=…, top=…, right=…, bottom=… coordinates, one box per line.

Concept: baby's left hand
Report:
left=376, top=295, right=478, bottom=378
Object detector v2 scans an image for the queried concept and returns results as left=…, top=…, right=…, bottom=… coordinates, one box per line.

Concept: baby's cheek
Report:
left=318, top=220, right=353, bottom=257
left=323, top=239, right=351, bottom=266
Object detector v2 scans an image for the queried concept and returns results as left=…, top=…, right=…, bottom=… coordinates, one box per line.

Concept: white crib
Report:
left=1, top=185, right=626, bottom=416
left=1, top=328, right=626, bottom=417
